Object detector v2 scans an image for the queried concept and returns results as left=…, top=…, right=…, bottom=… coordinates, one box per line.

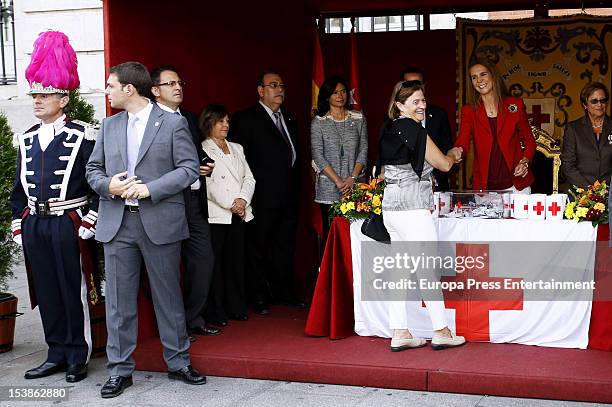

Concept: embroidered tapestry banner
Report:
left=456, top=15, right=612, bottom=189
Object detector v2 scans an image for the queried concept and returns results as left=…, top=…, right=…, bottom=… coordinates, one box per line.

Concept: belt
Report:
left=28, top=196, right=88, bottom=217
left=384, top=178, right=401, bottom=185
left=124, top=205, right=140, bottom=213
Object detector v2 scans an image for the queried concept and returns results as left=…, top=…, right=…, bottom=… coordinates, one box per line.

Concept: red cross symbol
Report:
left=528, top=105, right=551, bottom=128
left=425, top=243, right=524, bottom=341
left=532, top=201, right=545, bottom=215
left=523, top=204, right=529, bottom=211
left=511, top=203, right=514, bottom=210
left=548, top=202, right=561, bottom=216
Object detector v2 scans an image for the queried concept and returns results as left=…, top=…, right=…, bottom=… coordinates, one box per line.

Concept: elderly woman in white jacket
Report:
left=200, top=104, right=255, bottom=325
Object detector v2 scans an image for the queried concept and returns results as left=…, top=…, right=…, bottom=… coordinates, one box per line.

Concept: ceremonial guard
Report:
left=9, top=31, right=100, bottom=383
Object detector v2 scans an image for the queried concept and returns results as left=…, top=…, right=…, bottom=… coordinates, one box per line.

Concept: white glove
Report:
left=78, top=226, right=95, bottom=240
left=12, top=234, right=22, bottom=246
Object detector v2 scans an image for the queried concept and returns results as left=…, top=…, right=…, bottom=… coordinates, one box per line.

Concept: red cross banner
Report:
left=352, top=218, right=597, bottom=348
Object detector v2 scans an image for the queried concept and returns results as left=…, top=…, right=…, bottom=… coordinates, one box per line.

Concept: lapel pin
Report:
left=155, top=122, right=160, bottom=127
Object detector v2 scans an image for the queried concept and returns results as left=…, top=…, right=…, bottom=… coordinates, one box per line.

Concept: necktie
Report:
left=126, top=116, right=139, bottom=178
left=273, top=111, right=295, bottom=166
left=126, top=116, right=140, bottom=205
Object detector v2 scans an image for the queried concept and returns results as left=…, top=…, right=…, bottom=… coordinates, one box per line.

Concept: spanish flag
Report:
left=310, top=28, right=325, bottom=237
left=311, top=29, right=325, bottom=116
left=349, top=27, right=361, bottom=111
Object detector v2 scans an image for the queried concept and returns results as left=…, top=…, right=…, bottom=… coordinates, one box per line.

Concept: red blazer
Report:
left=455, top=96, right=536, bottom=191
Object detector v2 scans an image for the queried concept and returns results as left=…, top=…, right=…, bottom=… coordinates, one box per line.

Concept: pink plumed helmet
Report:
left=25, top=31, right=80, bottom=94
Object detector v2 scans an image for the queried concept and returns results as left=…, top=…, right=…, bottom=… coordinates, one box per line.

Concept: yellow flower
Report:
left=564, top=202, right=575, bottom=219
left=594, top=202, right=605, bottom=211
left=373, top=207, right=382, bottom=215
left=347, top=201, right=355, bottom=210
left=372, top=195, right=381, bottom=207
left=575, top=187, right=584, bottom=193
left=340, top=203, right=349, bottom=214
left=575, top=207, right=588, bottom=219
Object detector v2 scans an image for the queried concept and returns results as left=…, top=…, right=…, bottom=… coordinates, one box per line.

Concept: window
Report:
left=429, top=11, right=535, bottom=30
left=0, top=0, right=15, bottom=85
left=325, top=15, right=423, bottom=33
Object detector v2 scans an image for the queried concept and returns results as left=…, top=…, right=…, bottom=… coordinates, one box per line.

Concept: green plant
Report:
left=0, top=112, right=18, bottom=292
left=67, top=90, right=98, bottom=124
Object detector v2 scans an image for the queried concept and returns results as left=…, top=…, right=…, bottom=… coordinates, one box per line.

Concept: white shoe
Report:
left=431, top=333, right=466, bottom=350
left=390, top=337, right=427, bottom=352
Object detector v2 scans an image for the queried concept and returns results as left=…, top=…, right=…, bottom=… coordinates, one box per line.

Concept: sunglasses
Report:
left=589, top=97, right=608, bottom=105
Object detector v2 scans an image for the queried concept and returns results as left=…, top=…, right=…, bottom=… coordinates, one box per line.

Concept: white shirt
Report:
left=127, top=101, right=154, bottom=146
left=156, top=102, right=201, bottom=190
left=38, top=114, right=66, bottom=151
left=125, top=102, right=153, bottom=206
left=259, top=101, right=297, bottom=166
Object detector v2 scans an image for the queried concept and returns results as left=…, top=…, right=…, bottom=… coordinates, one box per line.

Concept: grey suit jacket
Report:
left=86, top=103, right=199, bottom=245
left=561, top=115, right=612, bottom=189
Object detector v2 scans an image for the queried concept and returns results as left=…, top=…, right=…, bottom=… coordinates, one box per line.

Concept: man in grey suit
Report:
left=86, top=62, right=206, bottom=398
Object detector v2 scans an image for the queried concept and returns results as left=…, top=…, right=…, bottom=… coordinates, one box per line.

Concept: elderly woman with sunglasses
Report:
left=561, top=82, right=612, bottom=189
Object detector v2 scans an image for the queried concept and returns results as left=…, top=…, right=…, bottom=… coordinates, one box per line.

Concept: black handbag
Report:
left=361, top=212, right=390, bottom=243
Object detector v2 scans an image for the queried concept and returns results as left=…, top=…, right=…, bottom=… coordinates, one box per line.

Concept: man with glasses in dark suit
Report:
left=229, top=69, right=306, bottom=315
left=150, top=65, right=220, bottom=337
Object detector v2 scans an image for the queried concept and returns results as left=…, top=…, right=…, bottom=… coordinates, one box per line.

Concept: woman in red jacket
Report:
left=455, top=58, right=536, bottom=192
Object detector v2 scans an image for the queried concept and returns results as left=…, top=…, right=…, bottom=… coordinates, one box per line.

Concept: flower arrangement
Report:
left=564, top=180, right=609, bottom=226
left=330, top=178, right=385, bottom=221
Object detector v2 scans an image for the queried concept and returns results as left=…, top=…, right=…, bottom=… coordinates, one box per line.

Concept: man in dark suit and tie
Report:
left=86, top=61, right=206, bottom=398
left=150, top=65, right=220, bottom=336
left=403, top=66, right=453, bottom=191
left=229, top=69, right=306, bottom=314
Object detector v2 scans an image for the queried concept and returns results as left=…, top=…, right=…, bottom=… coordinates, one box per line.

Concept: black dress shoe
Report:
left=168, top=365, right=206, bottom=385
left=252, top=302, right=271, bottom=315
left=190, top=325, right=221, bottom=336
left=208, top=319, right=228, bottom=327
left=101, top=375, right=133, bottom=398
left=278, top=297, right=307, bottom=309
left=24, top=361, right=68, bottom=379
left=66, top=364, right=87, bottom=383
left=228, top=313, right=248, bottom=321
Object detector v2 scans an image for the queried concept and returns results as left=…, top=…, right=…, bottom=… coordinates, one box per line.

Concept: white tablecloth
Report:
left=352, top=218, right=597, bottom=348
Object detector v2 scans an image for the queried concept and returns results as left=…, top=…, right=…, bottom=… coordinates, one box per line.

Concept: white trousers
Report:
left=383, top=209, right=448, bottom=331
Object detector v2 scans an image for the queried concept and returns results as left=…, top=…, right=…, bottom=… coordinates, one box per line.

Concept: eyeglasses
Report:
left=155, top=80, right=186, bottom=88
left=589, top=97, right=608, bottom=105
left=262, top=82, right=286, bottom=89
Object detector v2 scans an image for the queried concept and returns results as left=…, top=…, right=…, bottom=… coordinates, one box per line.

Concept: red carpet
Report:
left=133, top=306, right=612, bottom=403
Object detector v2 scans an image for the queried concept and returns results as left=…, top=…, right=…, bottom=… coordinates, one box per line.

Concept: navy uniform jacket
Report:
left=9, top=117, right=100, bottom=307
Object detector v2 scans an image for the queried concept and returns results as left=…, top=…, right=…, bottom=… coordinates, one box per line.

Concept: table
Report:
left=305, top=217, right=612, bottom=350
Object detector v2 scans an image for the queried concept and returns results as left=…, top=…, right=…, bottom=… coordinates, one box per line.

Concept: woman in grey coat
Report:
left=310, top=75, right=368, bottom=252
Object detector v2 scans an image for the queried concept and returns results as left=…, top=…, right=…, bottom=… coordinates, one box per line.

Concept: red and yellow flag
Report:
left=311, top=30, right=325, bottom=115
left=310, top=28, right=325, bottom=237
left=349, top=28, right=361, bottom=111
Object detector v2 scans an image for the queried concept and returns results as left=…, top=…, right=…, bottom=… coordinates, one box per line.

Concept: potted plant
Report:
left=0, top=111, right=20, bottom=353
